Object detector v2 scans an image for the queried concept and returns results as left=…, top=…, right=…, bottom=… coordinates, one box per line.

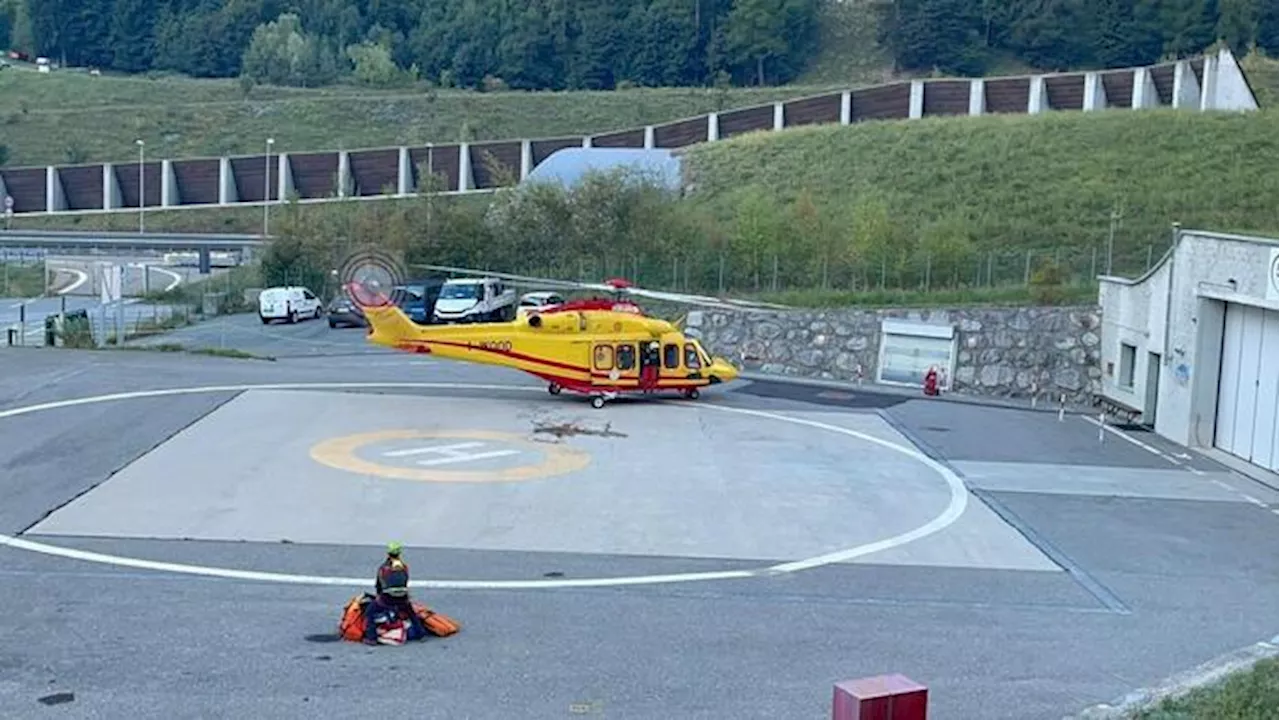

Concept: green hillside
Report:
left=0, top=69, right=841, bottom=168
left=681, top=104, right=1279, bottom=288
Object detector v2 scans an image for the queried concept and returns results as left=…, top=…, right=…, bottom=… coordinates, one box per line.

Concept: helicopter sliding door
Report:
left=592, top=341, right=640, bottom=388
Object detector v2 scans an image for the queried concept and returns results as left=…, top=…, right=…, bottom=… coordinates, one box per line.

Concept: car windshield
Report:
left=440, top=283, right=481, bottom=300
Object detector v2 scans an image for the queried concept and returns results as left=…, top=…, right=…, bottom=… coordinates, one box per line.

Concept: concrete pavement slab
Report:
left=27, top=389, right=1053, bottom=573
left=955, top=461, right=1275, bottom=504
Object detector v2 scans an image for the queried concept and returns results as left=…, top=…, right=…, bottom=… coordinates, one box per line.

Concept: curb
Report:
left=1064, top=635, right=1280, bottom=719
left=737, top=371, right=1099, bottom=415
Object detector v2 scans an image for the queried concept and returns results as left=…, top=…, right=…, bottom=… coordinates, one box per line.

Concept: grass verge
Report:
left=1131, top=656, right=1278, bottom=720
left=0, top=264, right=48, bottom=297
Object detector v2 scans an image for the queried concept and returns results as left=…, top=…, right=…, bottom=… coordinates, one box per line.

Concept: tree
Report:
left=109, top=0, right=157, bottom=72
left=724, top=0, right=789, bottom=85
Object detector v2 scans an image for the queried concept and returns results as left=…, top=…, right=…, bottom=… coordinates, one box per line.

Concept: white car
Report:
left=517, top=291, right=566, bottom=318
left=258, top=286, right=323, bottom=324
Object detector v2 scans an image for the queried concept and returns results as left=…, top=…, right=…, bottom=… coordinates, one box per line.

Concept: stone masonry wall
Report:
left=685, top=304, right=1103, bottom=405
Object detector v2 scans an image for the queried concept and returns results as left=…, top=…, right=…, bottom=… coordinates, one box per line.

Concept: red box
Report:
left=832, top=674, right=928, bottom=720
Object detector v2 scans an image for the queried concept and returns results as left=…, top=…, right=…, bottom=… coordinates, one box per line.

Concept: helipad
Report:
left=23, top=387, right=1057, bottom=572
left=310, top=428, right=592, bottom=482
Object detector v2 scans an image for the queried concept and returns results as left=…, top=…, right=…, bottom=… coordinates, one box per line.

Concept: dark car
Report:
left=326, top=293, right=366, bottom=328
left=393, top=277, right=447, bottom=325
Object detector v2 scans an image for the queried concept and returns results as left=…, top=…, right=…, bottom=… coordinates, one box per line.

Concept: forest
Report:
left=1, top=0, right=1275, bottom=91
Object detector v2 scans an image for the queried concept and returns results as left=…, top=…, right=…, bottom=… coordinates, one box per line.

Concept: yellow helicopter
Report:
left=351, top=270, right=785, bottom=408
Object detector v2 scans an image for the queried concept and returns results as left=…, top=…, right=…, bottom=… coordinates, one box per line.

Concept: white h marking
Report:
left=382, top=441, right=519, bottom=467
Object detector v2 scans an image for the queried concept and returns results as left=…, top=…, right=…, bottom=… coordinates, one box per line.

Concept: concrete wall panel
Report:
left=289, top=151, right=341, bottom=199
left=115, top=161, right=163, bottom=208
left=849, top=83, right=911, bottom=121
left=171, top=159, right=221, bottom=205
left=922, top=80, right=971, bottom=116
left=348, top=148, right=399, bottom=196
left=408, top=145, right=459, bottom=192
left=652, top=119, right=706, bottom=149
left=983, top=77, right=1031, bottom=113
left=716, top=105, right=775, bottom=138
left=59, top=164, right=105, bottom=211
left=469, top=141, right=522, bottom=188
left=1044, top=74, right=1086, bottom=110
left=783, top=93, right=843, bottom=127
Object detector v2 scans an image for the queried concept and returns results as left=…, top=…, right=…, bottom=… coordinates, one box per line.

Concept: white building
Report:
left=1097, top=227, right=1279, bottom=478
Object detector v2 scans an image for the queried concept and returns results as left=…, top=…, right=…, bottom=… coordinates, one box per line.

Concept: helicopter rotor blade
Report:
left=408, top=263, right=790, bottom=312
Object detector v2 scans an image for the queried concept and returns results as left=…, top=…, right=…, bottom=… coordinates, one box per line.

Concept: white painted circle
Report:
left=0, top=382, right=968, bottom=590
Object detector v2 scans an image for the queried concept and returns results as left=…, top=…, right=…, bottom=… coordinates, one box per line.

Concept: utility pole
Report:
left=263, top=137, right=274, bottom=237
left=136, top=139, right=145, bottom=233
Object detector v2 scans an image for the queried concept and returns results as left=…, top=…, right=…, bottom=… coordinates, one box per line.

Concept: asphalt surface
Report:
left=0, top=317, right=1275, bottom=720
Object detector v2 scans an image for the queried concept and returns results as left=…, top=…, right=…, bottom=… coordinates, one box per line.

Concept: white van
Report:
left=258, top=286, right=323, bottom=324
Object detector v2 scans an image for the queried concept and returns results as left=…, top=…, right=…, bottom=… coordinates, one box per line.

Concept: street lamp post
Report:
left=136, top=139, right=145, bottom=233
left=264, top=137, right=274, bottom=236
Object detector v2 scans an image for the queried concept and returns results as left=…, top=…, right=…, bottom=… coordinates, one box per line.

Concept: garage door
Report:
left=1214, top=303, right=1279, bottom=472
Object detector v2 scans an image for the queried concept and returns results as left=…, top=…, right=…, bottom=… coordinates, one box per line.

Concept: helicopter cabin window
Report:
left=616, top=343, right=636, bottom=370
left=663, top=343, right=680, bottom=369
left=593, top=345, right=614, bottom=370
left=684, top=344, right=701, bottom=370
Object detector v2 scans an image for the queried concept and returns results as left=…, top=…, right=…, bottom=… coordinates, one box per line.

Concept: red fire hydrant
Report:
left=923, top=367, right=939, bottom=397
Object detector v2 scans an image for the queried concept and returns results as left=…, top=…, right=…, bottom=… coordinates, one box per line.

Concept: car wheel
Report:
left=289, top=311, right=297, bottom=324
left=260, top=315, right=269, bottom=325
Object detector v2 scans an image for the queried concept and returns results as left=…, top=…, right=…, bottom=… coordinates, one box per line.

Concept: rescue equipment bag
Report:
left=413, top=602, right=461, bottom=637
left=338, top=593, right=372, bottom=641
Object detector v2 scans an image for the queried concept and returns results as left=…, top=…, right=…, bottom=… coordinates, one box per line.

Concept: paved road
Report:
left=0, top=334, right=1274, bottom=719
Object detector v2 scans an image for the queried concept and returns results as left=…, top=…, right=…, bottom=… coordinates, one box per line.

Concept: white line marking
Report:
left=0, top=382, right=970, bottom=590
left=52, top=267, right=88, bottom=295
left=1079, top=416, right=1183, bottom=466
left=383, top=442, right=485, bottom=457
left=416, top=450, right=520, bottom=466
left=150, top=266, right=182, bottom=292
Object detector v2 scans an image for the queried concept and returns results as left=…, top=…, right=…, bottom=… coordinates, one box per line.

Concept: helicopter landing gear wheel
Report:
left=548, top=382, right=562, bottom=395
left=683, top=388, right=700, bottom=400
left=590, top=396, right=605, bottom=409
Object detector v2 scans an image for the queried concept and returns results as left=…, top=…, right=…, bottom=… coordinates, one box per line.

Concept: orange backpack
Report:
left=338, top=594, right=370, bottom=641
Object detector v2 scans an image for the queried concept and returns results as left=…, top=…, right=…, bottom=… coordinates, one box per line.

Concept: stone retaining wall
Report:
left=685, top=305, right=1103, bottom=405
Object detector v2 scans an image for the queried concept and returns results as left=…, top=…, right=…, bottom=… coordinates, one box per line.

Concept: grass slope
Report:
left=1133, top=656, right=1278, bottom=720
left=683, top=105, right=1279, bottom=275
left=0, top=68, right=842, bottom=168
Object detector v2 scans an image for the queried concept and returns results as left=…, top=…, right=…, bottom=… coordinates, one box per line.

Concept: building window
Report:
left=1119, top=343, right=1137, bottom=389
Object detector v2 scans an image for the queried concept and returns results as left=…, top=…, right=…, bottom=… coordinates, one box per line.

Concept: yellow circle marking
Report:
left=309, top=429, right=591, bottom=483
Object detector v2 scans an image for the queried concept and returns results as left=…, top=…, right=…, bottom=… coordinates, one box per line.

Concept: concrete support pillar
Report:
left=773, top=102, right=784, bottom=130
left=0, top=173, right=7, bottom=207
left=1083, top=72, right=1107, bottom=110
left=1131, top=67, right=1158, bottom=108
left=519, top=140, right=532, bottom=181
left=45, top=166, right=66, bottom=212
left=276, top=154, right=295, bottom=202
left=643, top=126, right=655, bottom=149
left=707, top=112, right=719, bottom=141
left=968, top=79, right=986, bottom=115
left=102, top=163, right=122, bottom=210
left=1172, top=60, right=1201, bottom=109
left=458, top=142, right=472, bottom=191
left=1200, top=48, right=1258, bottom=110
left=1199, top=53, right=1219, bottom=109
left=581, top=136, right=591, bottom=148
left=335, top=151, right=353, bottom=197
left=397, top=147, right=411, bottom=195
left=909, top=80, right=924, bottom=118
left=840, top=91, right=852, bottom=125
left=160, top=159, right=179, bottom=207
left=1027, top=76, right=1049, bottom=113
left=219, top=157, right=238, bottom=205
